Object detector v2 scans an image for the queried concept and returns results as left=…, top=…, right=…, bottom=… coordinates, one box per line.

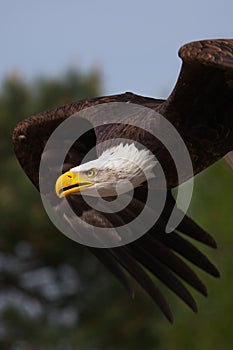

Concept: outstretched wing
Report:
left=12, top=93, right=162, bottom=188
left=158, top=39, right=233, bottom=175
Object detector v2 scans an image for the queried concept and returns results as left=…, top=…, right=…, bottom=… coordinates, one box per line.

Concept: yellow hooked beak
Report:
left=55, top=170, right=95, bottom=198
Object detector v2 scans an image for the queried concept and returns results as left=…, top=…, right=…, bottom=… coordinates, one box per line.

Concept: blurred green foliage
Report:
left=0, top=69, right=233, bottom=350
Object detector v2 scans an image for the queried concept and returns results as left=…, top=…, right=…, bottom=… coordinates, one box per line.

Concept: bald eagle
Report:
left=13, top=39, right=233, bottom=323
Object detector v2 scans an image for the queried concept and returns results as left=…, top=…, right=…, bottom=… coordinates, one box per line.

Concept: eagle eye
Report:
left=86, top=169, right=96, bottom=178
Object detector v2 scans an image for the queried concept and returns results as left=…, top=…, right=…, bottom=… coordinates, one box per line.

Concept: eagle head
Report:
left=55, top=143, right=157, bottom=198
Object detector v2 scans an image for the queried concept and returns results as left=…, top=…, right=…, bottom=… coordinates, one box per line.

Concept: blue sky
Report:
left=1, top=0, right=233, bottom=99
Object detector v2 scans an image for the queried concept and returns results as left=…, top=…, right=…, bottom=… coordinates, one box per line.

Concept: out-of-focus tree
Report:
left=0, top=68, right=233, bottom=350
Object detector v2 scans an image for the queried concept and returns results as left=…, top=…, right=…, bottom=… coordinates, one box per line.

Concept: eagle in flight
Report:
left=13, top=39, right=233, bottom=323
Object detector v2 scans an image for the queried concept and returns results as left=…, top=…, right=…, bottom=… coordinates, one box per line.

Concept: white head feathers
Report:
left=99, top=143, right=157, bottom=180
left=70, top=143, right=157, bottom=196
left=75, top=143, right=156, bottom=179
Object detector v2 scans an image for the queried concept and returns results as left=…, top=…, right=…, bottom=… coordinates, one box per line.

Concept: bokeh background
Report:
left=1, top=1, right=233, bottom=349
